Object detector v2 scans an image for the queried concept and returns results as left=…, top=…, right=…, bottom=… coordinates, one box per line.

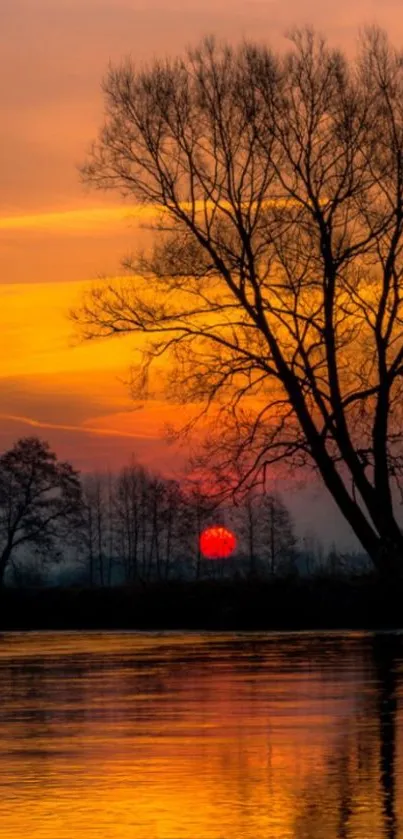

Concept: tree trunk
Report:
left=0, top=545, right=12, bottom=588
left=247, top=500, right=256, bottom=578
left=375, top=534, right=403, bottom=581
left=269, top=498, right=275, bottom=576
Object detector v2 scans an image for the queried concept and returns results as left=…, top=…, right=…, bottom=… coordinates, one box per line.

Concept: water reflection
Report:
left=291, top=633, right=403, bottom=839
left=0, top=631, right=402, bottom=838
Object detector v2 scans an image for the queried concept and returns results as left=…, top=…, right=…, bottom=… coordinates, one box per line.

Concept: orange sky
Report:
left=3, top=0, right=402, bottom=545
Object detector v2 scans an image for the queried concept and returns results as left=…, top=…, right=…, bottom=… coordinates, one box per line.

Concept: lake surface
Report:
left=0, top=631, right=402, bottom=839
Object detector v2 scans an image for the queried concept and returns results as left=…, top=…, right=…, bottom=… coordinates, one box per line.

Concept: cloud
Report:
left=0, top=371, right=194, bottom=474
left=0, top=279, right=142, bottom=376
left=0, top=413, right=159, bottom=440
left=0, top=205, right=155, bottom=233
left=0, top=413, right=183, bottom=474
left=0, top=205, right=152, bottom=284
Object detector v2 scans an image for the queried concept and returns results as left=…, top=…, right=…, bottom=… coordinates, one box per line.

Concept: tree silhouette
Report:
left=0, top=437, right=82, bottom=586
left=75, top=27, right=403, bottom=575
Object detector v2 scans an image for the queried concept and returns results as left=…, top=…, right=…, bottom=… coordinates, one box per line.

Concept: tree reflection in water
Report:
left=372, top=633, right=401, bottom=839
left=293, top=633, right=403, bottom=839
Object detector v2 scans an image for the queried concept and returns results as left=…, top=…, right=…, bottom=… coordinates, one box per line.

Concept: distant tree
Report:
left=114, top=463, right=144, bottom=582
left=0, top=437, right=82, bottom=587
left=147, top=474, right=169, bottom=580
left=227, top=487, right=296, bottom=577
left=259, top=492, right=297, bottom=576
left=228, top=490, right=258, bottom=578
left=160, top=479, right=187, bottom=579
left=301, top=532, right=327, bottom=576
left=114, top=463, right=190, bottom=581
left=80, top=472, right=117, bottom=586
left=144, top=474, right=203, bottom=580
left=182, top=480, right=217, bottom=578
left=75, top=28, right=403, bottom=578
left=326, top=543, right=345, bottom=576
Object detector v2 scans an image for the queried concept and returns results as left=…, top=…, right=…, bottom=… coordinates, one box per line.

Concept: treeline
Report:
left=0, top=436, right=369, bottom=589
left=75, top=465, right=297, bottom=586
left=0, top=436, right=297, bottom=587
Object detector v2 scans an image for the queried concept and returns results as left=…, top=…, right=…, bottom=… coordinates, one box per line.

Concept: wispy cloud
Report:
left=0, top=205, right=153, bottom=232
left=0, top=413, right=159, bottom=440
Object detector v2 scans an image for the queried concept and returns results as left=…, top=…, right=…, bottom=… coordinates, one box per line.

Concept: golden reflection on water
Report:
left=0, top=631, right=402, bottom=839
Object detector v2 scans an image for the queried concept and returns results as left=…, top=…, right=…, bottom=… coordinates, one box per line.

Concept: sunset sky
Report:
left=3, top=0, right=402, bottom=547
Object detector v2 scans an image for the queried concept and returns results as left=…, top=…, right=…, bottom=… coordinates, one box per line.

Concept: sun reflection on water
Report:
left=0, top=631, right=401, bottom=839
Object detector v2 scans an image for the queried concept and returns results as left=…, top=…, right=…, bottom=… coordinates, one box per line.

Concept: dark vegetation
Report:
left=0, top=576, right=401, bottom=632
left=0, top=437, right=81, bottom=587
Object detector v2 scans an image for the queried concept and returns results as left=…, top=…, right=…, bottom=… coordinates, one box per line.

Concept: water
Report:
left=0, top=631, right=401, bottom=839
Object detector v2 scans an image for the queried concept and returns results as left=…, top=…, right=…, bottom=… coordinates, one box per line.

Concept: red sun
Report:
left=199, top=525, right=237, bottom=559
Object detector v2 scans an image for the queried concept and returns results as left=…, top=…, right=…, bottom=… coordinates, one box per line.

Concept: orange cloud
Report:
left=0, top=278, right=140, bottom=378
left=0, top=205, right=154, bottom=233
left=0, top=269, right=173, bottom=469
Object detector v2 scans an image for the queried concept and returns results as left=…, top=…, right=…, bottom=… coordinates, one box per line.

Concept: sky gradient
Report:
left=3, top=0, right=403, bottom=546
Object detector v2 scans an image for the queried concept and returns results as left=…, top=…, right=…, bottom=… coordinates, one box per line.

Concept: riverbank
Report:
left=0, top=576, right=402, bottom=631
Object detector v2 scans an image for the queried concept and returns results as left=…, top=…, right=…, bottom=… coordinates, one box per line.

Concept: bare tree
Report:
left=75, top=28, right=403, bottom=577
left=81, top=473, right=116, bottom=585
left=0, top=437, right=82, bottom=586
left=114, top=463, right=191, bottom=581
left=260, top=492, right=297, bottom=576
left=223, top=478, right=296, bottom=577
left=237, top=490, right=258, bottom=578
left=161, top=478, right=187, bottom=580
left=181, top=479, right=217, bottom=578
left=114, top=462, right=145, bottom=582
